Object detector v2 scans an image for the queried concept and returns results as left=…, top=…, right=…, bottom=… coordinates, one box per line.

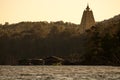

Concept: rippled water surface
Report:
left=0, top=66, right=120, bottom=80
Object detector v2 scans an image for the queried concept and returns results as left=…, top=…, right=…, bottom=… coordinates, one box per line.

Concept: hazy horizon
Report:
left=0, top=0, right=120, bottom=24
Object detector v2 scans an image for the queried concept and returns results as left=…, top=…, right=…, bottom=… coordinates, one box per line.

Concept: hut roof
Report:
left=44, top=56, right=64, bottom=61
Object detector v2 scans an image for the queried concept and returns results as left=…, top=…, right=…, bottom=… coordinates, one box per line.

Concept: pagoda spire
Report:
left=86, top=3, right=90, bottom=11
left=80, top=4, right=95, bottom=32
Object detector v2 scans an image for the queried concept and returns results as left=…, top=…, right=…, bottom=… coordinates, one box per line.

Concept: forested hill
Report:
left=82, top=14, right=120, bottom=65
left=0, top=21, right=82, bottom=39
left=0, top=21, right=83, bottom=64
left=0, top=14, right=120, bottom=65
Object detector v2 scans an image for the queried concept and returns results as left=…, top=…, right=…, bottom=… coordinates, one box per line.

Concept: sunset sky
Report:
left=0, top=0, right=120, bottom=24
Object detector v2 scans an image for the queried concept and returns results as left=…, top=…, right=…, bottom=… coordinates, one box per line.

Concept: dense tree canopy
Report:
left=0, top=14, right=120, bottom=65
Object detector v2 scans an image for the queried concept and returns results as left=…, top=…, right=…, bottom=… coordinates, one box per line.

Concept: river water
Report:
left=0, top=66, right=120, bottom=80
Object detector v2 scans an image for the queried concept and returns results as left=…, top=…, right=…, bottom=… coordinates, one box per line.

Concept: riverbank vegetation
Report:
left=0, top=14, right=120, bottom=66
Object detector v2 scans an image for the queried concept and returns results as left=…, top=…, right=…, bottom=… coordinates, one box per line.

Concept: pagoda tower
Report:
left=80, top=4, right=95, bottom=32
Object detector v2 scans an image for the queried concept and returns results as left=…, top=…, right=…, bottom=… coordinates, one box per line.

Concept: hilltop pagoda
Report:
left=80, top=4, right=95, bottom=32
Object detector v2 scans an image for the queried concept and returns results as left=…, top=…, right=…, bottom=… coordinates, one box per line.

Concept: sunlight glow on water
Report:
left=0, top=66, right=120, bottom=80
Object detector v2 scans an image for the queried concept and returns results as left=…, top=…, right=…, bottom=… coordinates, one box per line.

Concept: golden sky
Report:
left=0, top=0, right=120, bottom=24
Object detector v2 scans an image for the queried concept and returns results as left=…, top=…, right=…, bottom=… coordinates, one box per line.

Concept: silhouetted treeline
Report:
left=0, top=21, right=84, bottom=65
left=0, top=14, right=120, bottom=65
left=82, top=14, right=120, bottom=66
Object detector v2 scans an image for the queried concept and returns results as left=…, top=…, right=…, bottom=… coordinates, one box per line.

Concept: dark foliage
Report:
left=82, top=14, right=120, bottom=66
left=0, top=21, right=84, bottom=65
left=0, top=14, right=120, bottom=65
